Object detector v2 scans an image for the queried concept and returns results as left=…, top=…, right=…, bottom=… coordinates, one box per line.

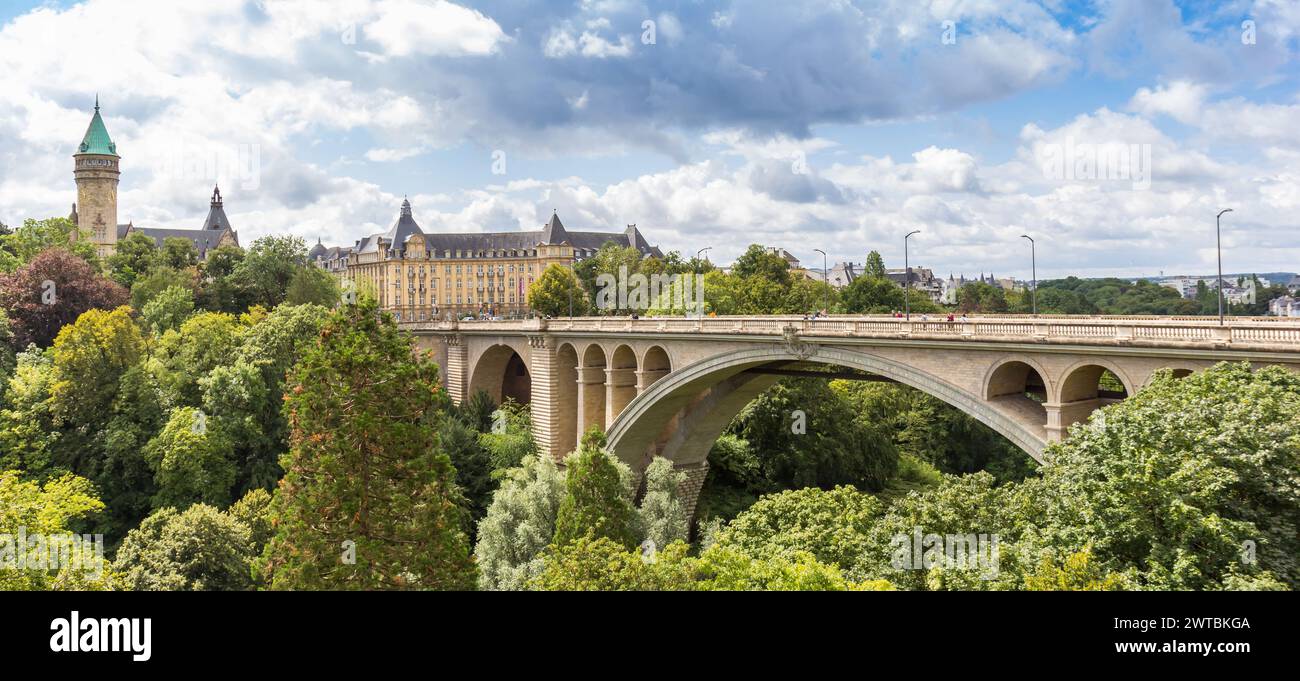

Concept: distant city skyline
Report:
left=1, top=1, right=1298, bottom=281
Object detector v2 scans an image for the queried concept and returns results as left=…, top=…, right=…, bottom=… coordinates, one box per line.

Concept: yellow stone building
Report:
left=311, top=200, right=662, bottom=320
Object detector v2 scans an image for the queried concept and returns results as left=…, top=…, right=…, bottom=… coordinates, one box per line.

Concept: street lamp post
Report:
left=813, top=248, right=828, bottom=313
left=1216, top=209, right=1233, bottom=326
left=904, top=230, right=920, bottom=320
left=695, top=247, right=712, bottom=318
left=1021, top=234, right=1037, bottom=316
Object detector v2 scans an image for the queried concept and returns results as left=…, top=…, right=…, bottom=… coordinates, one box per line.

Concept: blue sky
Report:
left=1, top=0, right=1298, bottom=279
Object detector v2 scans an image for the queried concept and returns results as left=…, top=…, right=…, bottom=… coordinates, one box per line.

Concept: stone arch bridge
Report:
left=406, top=315, right=1300, bottom=518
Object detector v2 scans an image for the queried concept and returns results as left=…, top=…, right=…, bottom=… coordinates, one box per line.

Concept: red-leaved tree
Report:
left=0, top=248, right=128, bottom=348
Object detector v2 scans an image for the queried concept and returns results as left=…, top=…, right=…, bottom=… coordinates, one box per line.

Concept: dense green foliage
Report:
left=1, top=218, right=1294, bottom=593
left=0, top=470, right=113, bottom=590
left=112, top=503, right=254, bottom=591
left=259, top=299, right=475, bottom=590
left=552, top=429, right=640, bottom=550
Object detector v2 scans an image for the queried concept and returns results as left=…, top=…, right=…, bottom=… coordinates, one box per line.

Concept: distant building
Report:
left=312, top=201, right=661, bottom=320
left=1269, top=295, right=1299, bottom=317
left=936, top=272, right=1009, bottom=305
left=827, top=262, right=859, bottom=288
left=69, top=99, right=238, bottom=258
left=1159, top=276, right=1200, bottom=299
left=887, top=267, right=945, bottom=303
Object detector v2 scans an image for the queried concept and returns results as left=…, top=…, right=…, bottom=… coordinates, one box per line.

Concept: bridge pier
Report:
left=1045, top=398, right=1120, bottom=441
left=605, top=367, right=637, bottom=426
left=575, top=366, right=606, bottom=449
left=444, top=336, right=467, bottom=403
left=674, top=461, right=710, bottom=525
left=636, top=369, right=669, bottom=391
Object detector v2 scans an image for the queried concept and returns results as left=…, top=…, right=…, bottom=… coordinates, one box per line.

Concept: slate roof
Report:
left=130, top=227, right=233, bottom=257
left=344, top=201, right=662, bottom=260
left=201, top=186, right=232, bottom=231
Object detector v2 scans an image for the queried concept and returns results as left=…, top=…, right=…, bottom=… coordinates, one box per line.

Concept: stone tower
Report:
left=73, top=96, right=120, bottom=258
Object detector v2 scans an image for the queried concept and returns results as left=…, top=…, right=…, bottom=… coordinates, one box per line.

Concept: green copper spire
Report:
left=77, top=96, right=118, bottom=157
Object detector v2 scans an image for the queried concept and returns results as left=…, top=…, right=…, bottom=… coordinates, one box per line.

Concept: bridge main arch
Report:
left=605, top=345, right=1050, bottom=482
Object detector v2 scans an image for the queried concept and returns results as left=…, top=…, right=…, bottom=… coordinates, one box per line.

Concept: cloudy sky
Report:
left=1, top=0, right=1297, bottom=279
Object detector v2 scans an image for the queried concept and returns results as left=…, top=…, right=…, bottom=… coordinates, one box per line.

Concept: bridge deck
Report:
left=401, top=314, right=1300, bottom=352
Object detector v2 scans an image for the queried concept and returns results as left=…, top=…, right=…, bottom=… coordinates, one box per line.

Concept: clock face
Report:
left=79, top=142, right=89, bottom=152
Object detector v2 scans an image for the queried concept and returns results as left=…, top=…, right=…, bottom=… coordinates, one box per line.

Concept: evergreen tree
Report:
left=553, top=428, right=640, bottom=550
left=864, top=250, right=887, bottom=279
left=259, top=299, right=475, bottom=590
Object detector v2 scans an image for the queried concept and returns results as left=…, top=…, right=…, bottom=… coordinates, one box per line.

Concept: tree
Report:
left=436, top=413, right=494, bottom=527
left=573, top=242, right=643, bottom=312
left=198, top=245, right=252, bottom=313
left=234, top=236, right=308, bottom=309
left=957, top=281, right=1009, bottom=313
left=474, top=454, right=567, bottom=590
left=833, top=380, right=1035, bottom=484
left=129, top=266, right=196, bottom=311
left=1037, top=362, right=1300, bottom=590
left=105, top=232, right=160, bottom=288
left=638, top=457, right=688, bottom=550
left=457, top=388, right=497, bottom=432
left=285, top=265, right=340, bottom=307
left=96, top=363, right=166, bottom=538
left=143, top=406, right=237, bottom=509
left=140, top=284, right=194, bottom=334
left=711, top=486, right=882, bottom=574
left=154, top=311, right=248, bottom=408
left=864, top=250, right=887, bottom=279
left=203, top=303, right=329, bottom=493
left=0, top=311, right=13, bottom=379
left=112, top=504, right=255, bottom=591
left=731, top=244, right=792, bottom=285
left=841, top=275, right=904, bottom=314
left=0, top=217, right=98, bottom=274
left=553, top=428, right=640, bottom=550
left=0, top=348, right=59, bottom=476
left=1023, top=549, right=1127, bottom=591
left=228, top=488, right=273, bottom=559
left=527, top=263, right=586, bottom=317
left=477, top=399, right=537, bottom=472
left=47, top=307, right=145, bottom=495
left=0, top=248, right=128, bottom=348
left=158, top=237, right=199, bottom=270
left=529, top=535, right=693, bottom=591
left=0, top=470, right=113, bottom=590
left=528, top=535, right=888, bottom=591
left=857, top=471, right=1040, bottom=590
left=733, top=377, right=898, bottom=492
left=259, top=299, right=475, bottom=590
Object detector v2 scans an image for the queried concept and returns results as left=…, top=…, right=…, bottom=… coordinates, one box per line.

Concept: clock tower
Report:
left=73, top=96, right=120, bottom=257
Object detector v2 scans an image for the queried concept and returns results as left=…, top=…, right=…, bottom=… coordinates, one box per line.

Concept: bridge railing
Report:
left=399, top=315, right=1300, bottom=350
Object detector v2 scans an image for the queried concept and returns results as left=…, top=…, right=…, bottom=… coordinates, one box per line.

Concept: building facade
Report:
left=71, top=100, right=238, bottom=258
left=312, top=200, right=662, bottom=320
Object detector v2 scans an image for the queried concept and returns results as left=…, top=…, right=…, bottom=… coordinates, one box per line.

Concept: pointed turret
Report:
left=77, top=97, right=118, bottom=157
left=541, top=210, right=569, bottom=245
left=201, top=185, right=233, bottom=231
left=382, top=196, right=423, bottom=249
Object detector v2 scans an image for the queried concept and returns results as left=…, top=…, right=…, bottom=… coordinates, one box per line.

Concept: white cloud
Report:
left=364, top=0, right=507, bottom=58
